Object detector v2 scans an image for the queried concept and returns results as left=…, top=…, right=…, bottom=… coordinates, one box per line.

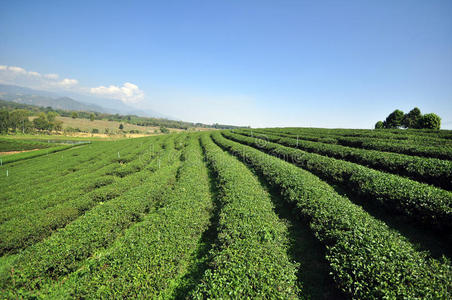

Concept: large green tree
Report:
left=418, top=113, right=441, bottom=130
left=384, top=109, right=404, bottom=128
left=33, top=113, right=50, bottom=131
left=0, top=110, right=9, bottom=134
left=9, top=109, right=30, bottom=133
left=402, top=107, right=422, bottom=128
left=376, top=108, right=442, bottom=130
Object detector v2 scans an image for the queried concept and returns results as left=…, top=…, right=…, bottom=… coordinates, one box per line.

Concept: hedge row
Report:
left=224, top=131, right=452, bottom=231
left=191, top=133, right=300, bottom=298
left=47, top=134, right=214, bottom=298
left=0, top=138, right=53, bottom=152
left=236, top=130, right=452, bottom=190
left=0, top=143, right=85, bottom=165
left=0, top=142, right=164, bottom=255
left=262, top=127, right=452, bottom=143
left=0, top=137, right=173, bottom=254
left=0, top=137, right=184, bottom=298
left=212, top=131, right=451, bottom=299
left=0, top=137, right=156, bottom=222
left=261, top=128, right=452, bottom=160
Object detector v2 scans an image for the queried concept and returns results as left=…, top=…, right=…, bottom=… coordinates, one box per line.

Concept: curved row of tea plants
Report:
left=0, top=138, right=157, bottom=221
left=0, top=143, right=85, bottom=165
left=0, top=137, right=167, bottom=249
left=0, top=137, right=184, bottom=298
left=224, top=131, right=452, bottom=231
left=0, top=136, right=156, bottom=200
left=261, top=128, right=452, bottom=160
left=262, top=127, right=452, bottom=143
left=212, top=132, right=452, bottom=299
left=235, top=130, right=452, bottom=190
left=0, top=138, right=53, bottom=152
left=192, top=134, right=300, bottom=298
left=48, top=134, right=214, bottom=298
left=0, top=135, right=172, bottom=211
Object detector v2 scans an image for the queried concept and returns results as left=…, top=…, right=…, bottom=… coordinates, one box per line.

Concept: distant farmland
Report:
left=0, top=128, right=451, bottom=298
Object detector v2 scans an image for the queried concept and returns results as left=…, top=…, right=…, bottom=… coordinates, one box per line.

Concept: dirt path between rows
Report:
left=0, top=148, right=40, bottom=156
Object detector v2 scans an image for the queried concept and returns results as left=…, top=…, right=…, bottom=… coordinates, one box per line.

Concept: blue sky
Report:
left=1, top=0, right=451, bottom=128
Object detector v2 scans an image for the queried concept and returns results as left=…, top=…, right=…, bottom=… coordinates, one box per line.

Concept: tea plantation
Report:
left=0, top=129, right=451, bottom=298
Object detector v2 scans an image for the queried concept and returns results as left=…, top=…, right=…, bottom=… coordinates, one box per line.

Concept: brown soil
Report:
left=0, top=149, right=40, bottom=156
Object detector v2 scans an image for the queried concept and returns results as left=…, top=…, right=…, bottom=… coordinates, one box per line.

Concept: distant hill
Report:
left=0, top=98, right=247, bottom=130
left=0, top=84, right=165, bottom=118
left=0, top=84, right=108, bottom=113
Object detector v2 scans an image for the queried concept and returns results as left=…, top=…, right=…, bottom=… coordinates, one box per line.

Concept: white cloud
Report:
left=44, top=73, right=59, bottom=79
left=58, top=78, right=78, bottom=87
left=0, top=64, right=144, bottom=104
left=90, top=82, right=144, bottom=103
left=8, top=66, right=27, bottom=74
left=28, top=71, right=42, bottom=77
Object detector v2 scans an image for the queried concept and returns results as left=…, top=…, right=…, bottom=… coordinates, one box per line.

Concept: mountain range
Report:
left=0, top=84, right=165, bottom=118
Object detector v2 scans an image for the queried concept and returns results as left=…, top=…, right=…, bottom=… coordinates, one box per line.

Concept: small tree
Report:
left=160, top=126, right=169, bottom=134
left=418, top=113, right=441, bottom=130
left=71, top=112, right=78, bottom=119
left=374, top=121, right=384, bottom=129
left=119, top=123, right=124, bottom=130
left=90, top=113, right=95, bottom=121
left=91, top=128, right=99, bottom=133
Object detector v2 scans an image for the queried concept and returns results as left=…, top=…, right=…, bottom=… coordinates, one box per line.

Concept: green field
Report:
left=0, top=128, right=451, bottom=298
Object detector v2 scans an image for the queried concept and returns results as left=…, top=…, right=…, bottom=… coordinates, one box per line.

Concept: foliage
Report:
left=1, top=129, right=451, bottom=298
left=384, top=109, right=405, bottom=128
left=213, top=131, right=451, bottom=299
left=50, top=135, right=217, bottom=298
left=0, top=110, right=9, bottom=133
left=376, top=107, right=442, bottom=129
left=419, top=113, right=441, bottom=130
left=236, top=130, right=452, bottom=190
left=160, top=126, right=169, bottom=134
left=225, top=131, right=452, bottom=231
left=32, top=112, right=63, bottom=132
left=0, top=138, right=52, bottom=152
left=402, top=107, right=422, bottom=128
left=261, top=127, right=452, bottom=160
left=192, top=134, right=300, bottom=298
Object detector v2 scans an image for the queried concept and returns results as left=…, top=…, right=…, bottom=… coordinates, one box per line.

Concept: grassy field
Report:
left=0, top=128, right=451, bottom=298
left=57, top=116, right=169, bottom=133
left=26, top=116, right=212, bottom=138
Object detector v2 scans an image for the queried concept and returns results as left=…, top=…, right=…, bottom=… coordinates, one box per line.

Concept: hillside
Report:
left=0, top=128, right=451, bottom=298
left=0, top=84, right=108, bottom=113
left=0, top=98, right=247, bottom=134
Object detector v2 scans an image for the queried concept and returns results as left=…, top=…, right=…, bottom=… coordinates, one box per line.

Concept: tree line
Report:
left=0, top=99, right=248, bottom=132
left=0, top=109, right=63, bottom=134
left=375, top=108, right=441, bottom=130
